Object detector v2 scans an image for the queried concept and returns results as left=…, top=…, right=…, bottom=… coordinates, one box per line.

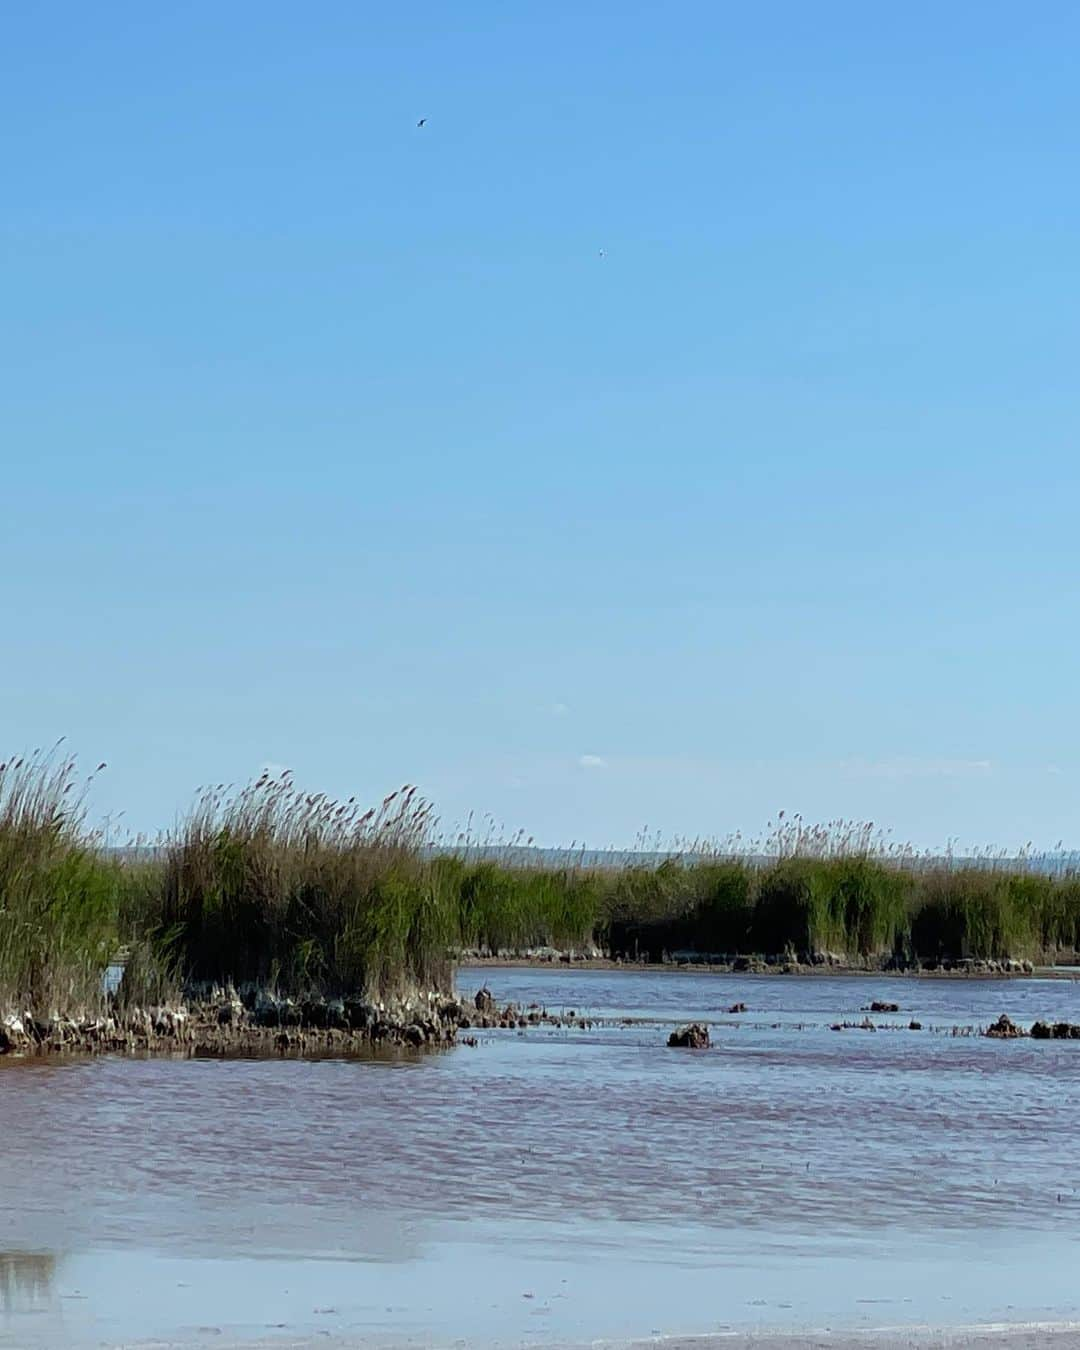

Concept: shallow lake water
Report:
left=3, top=966, right=1080, bottom=1348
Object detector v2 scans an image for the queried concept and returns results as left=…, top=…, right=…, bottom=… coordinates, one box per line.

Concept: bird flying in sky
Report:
left=416, top=118, right=426, bottom=128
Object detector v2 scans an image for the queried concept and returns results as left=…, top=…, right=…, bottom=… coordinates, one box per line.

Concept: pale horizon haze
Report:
left=4, top=3, right=1080, bottom=851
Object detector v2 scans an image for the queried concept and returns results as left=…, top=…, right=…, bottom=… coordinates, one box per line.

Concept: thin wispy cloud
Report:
left=551, top=702, right=569, bottom=717
left=578, top=754, right=607, bottom=770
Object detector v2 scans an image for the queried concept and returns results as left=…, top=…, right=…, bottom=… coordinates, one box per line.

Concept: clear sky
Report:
left=3, top=3, right=1079, bottom=850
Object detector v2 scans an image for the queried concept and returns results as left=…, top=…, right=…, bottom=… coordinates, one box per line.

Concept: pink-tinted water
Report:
left=2, top=967, right=1080, bottom=1348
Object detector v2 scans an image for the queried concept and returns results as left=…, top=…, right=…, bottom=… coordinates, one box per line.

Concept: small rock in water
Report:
left=868, top=1001, right=900, bottom=1014
left=728, top=1002, right=748, bottom=1014
left=909, top=1020, right=923, bottom=1031
left=667, top=1023, right=710, bottom=1049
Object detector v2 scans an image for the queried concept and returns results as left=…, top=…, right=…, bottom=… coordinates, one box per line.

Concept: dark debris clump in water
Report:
left=977, top=1013, right=1080, bottom=1039
left=667, top=1023, right=710, bottom=1049
left=459, top=990, right=593, bottom=1033
left=1030, top=1019, right=1080, bottom=1039
left=985, top=1014, right=1025, bottom=1039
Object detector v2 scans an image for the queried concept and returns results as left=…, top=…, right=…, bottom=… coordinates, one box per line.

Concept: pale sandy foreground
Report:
left=104, top=1327, right=1080, bottom=1350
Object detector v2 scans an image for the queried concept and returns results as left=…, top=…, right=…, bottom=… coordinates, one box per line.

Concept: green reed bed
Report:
left=594, top=854, right=1080, bottom=966
left=0, top=750, right=123, bottom=1014
left=0, top=761, right=465, bottom=1013
left=751, top=857, right=912, bottom=960
left=4, top=758, right=1080, bottom=1018
left=440, top=817, right=1080, bottom=967
left=446, top=856, right=602, bottom=953
left=155, top=773, right=456, bottom=998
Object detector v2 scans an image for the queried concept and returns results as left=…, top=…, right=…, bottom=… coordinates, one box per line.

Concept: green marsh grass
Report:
left=157, top=772, right=454, bottom=997
left=0, top=749, right=120, bottom=1013
left=5, top=754, right=1080, bottom=1018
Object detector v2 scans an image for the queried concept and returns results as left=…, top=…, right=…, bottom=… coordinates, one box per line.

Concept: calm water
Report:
left=3, top=967, right=1080, bottom=1348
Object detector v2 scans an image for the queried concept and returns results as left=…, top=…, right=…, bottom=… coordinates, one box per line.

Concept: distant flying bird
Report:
left=598, top=249, right=606, bottom=258
left=416, top=118, right=427, bottom=127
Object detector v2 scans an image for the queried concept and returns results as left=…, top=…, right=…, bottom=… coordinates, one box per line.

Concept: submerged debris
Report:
left=667, top=1023, right=710, bottom=1049
left=1030, top=1020, right=1080, bottom=1040
left=980, top=1013, right=1080, bottom=1040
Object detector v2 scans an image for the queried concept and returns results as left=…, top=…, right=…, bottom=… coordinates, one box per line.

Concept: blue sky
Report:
left=3, top=3, right=1079, bottom=849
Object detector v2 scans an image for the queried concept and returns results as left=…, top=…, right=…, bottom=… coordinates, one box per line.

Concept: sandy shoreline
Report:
left=130, top=1326, right=1080, bottom=1350
left=637, top=1329, right=1080, bottom=1350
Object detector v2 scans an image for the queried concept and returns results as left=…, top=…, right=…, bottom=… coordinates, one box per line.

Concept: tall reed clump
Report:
left=594, top=858, right=753, bottom=957
left=753, top=857, right=912, bottom=959
left=907, top=867, right=1080, bottom=963
left=445, top=856, right=602, bottom=952
left=158, top=773, right=455, bottom=998
left=573, top=816, right=1080, bottom=965
left=685, top=860, right=755, bottom=951
left=0, top=749, right=120, bottom=1013
left=1027, top=874, right=1080, bottom=957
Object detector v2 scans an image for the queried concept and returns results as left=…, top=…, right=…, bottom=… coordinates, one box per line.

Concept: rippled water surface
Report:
left=3, top=967, right=1080, bottom=1348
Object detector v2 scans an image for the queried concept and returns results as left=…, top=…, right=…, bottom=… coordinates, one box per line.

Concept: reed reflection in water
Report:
left=0, top=1251, right=54, bottom=1315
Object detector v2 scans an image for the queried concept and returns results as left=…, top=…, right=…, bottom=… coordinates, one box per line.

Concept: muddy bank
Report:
left=0, top=989, right=463, bottom=1060
left=5, top=975, right=1077, bottom=1061
left=463, top=950, right=1057, bottom=978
